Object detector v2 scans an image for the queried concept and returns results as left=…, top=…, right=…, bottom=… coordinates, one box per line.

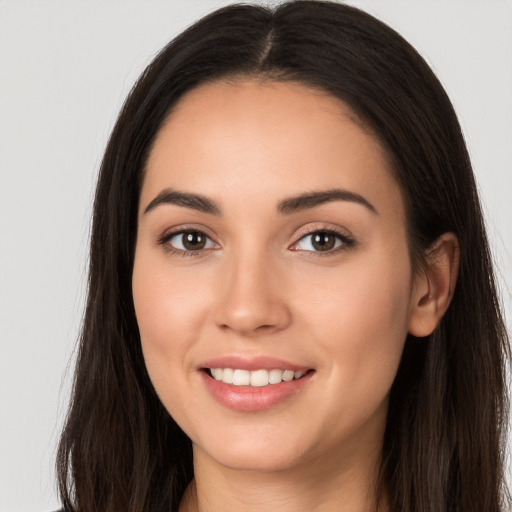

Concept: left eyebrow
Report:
left=277, top=189, right=378, bottom=215
left=143, top=188, right=221, bottom=215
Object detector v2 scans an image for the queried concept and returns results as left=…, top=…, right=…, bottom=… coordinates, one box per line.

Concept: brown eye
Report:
left=182, top=231, right=206, bottom=250
left=292, top=230, right=353, bottom=253
left=311, top=233, right=336, bottom=251
left=167, top=230, right=217, bottom=252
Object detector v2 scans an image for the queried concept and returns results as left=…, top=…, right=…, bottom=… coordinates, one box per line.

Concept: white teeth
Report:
left=268, top=369, right=283, bottom=384
left=222, top=367, right=234, bottom=384
left=232, top=369, right=250, bottom=385
left=209, top=368, right=307, bottom=386
left=250, top=369, right=269, bottom=387
left=282, top=369, right=294, bottom=382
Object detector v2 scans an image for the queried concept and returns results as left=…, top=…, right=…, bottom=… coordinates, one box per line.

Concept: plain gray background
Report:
left=1, top=1, right=511, bottom=511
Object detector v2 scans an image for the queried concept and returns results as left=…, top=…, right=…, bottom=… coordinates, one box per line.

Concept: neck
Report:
left=179, top=441, right=387, bottom=512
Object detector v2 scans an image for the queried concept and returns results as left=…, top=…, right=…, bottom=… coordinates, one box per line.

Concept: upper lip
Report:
left=199, top=355, right=311, bottom=372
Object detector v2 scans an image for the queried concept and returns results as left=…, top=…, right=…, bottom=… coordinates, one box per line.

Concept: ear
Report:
left=408, top=232, right=460, bottom=337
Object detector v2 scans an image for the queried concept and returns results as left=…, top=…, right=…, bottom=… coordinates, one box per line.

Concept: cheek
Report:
left=132, top=249, right=210, bottom=389
left=299, top=249, right=412, bottom=395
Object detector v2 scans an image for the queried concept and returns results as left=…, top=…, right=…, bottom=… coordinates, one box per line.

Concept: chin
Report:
left=193, top=428, right=309, bottom=473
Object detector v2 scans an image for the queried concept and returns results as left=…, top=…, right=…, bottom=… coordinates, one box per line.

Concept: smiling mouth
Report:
left=206, top=368, right=310, bottom=387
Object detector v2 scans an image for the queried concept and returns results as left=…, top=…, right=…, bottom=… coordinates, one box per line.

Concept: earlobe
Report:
left=408, top=232, right=460, bottom=337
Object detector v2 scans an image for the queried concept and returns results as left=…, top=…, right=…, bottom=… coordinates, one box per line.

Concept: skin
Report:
left=132, top=79, right=458, bottom=512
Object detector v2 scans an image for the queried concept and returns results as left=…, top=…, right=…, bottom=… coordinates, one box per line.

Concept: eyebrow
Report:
left=143, top=189, right=221, bottom=215
left=143, top=187, right=378, bottom=216
left=277, top=189, right=378, bottom=215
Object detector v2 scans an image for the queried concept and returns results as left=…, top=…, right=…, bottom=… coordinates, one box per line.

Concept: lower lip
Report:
left=200, top=371, right=314, bottom=412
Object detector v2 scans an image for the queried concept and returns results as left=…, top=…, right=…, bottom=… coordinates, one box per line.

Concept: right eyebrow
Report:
left=143, top=188, right=221, bottom=215
left=277, top=188, right=378, bottom=215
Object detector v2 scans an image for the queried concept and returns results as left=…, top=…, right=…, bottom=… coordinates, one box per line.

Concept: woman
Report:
left=56, top=1, right=510, bottom=511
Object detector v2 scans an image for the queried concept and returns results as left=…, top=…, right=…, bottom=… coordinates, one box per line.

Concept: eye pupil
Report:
left=183, top=231, right=206, bottom=250
left=312, top=232, right=336, bottom=251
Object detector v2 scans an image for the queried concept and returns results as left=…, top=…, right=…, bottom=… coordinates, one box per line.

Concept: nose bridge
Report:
left=213, top=241, right=291, bottom=336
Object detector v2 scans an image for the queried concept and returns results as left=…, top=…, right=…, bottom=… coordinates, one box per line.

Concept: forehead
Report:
left=142, top=79, right=404, bottom=220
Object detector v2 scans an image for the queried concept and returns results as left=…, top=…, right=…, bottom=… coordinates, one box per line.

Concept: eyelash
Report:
left=158, top=225, right=218, bottom=257
left=158, top=225, right=355, bottom=257
left=290, top=225, right=355, bottom=256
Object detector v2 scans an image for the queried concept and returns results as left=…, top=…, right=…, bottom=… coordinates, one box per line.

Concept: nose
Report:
left=212, top=251, right=292, bottom=337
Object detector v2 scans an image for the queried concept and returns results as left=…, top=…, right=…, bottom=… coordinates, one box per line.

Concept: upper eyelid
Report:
left=159, top=228, right=219, bottom=257
left=158, top=224, right=218, bottom=244
left=292, top=223, right=354, bottom=241
left=292, top=231, right=353, bottom=246
left=289, top=224, right=356, bottom=254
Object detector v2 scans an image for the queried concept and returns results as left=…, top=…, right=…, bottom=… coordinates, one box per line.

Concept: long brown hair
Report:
left=57, top=2, right=510, bottom=511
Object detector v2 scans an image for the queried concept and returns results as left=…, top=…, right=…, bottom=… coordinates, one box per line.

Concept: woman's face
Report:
left=133, top=80, right=418, bottom=474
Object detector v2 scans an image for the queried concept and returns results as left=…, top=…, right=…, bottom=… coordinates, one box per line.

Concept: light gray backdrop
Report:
left=1, top=1, right=511, bottom=511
